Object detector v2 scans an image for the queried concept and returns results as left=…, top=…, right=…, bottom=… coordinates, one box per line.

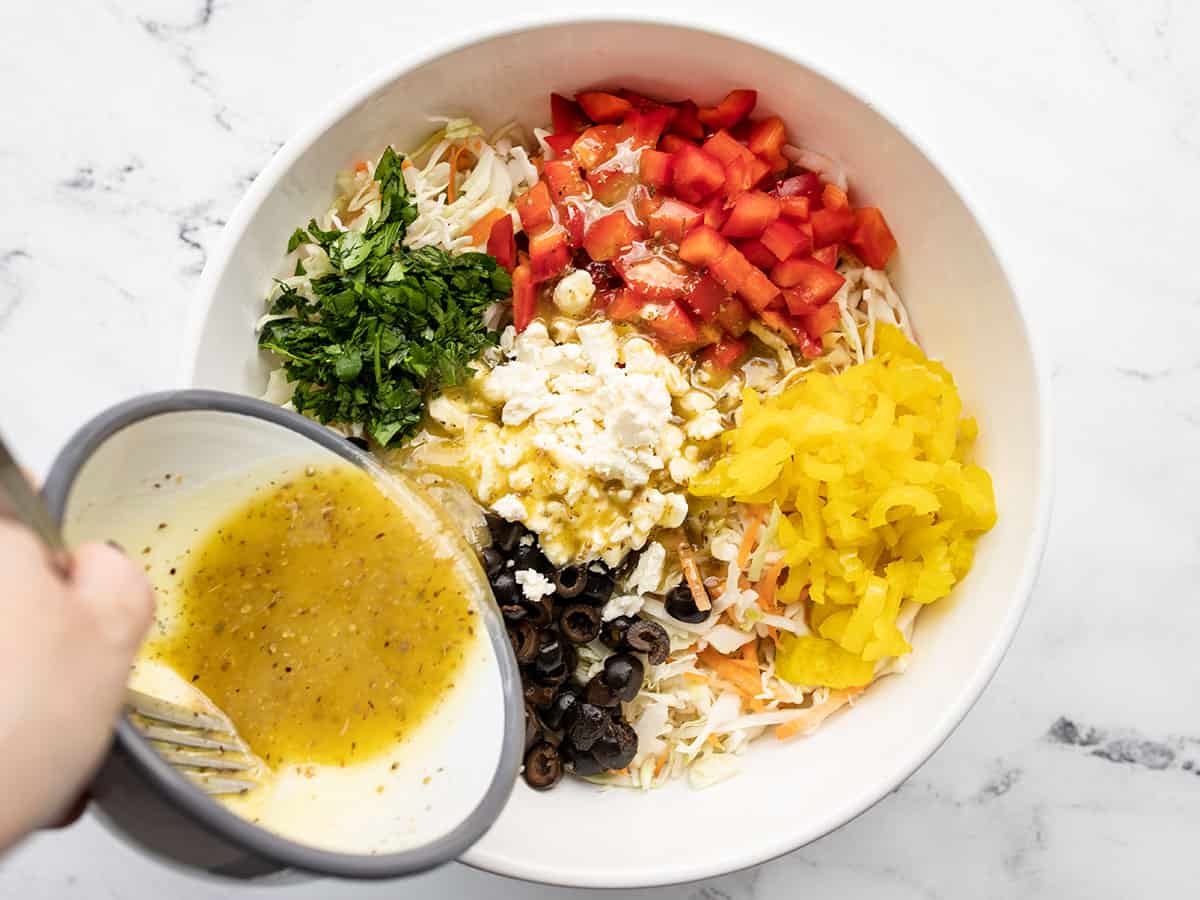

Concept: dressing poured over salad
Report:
left=257, top=86, right=997, bottom=792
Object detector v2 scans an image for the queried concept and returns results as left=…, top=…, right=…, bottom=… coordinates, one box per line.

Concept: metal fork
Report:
left=0, top=435, right=260, bottom=795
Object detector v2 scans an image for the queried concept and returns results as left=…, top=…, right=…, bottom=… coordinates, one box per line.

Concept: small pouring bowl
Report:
left=42, top=390, right=524, bottom=881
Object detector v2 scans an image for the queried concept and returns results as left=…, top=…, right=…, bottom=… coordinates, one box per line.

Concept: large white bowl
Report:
left=185, top=19, right=1052, bottom=888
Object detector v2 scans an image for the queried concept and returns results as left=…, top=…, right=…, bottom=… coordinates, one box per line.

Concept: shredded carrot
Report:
left=653, top=754, right=667, bottom=777
left=737, top=506, right=767, bottom=570
left=353, top=160, right=369, bottom=173
left=767, top=625, right=781, bottom=649
left=446, top=145, right=464, bottom=204
left=774, top=687, right=865, bottom=741
left=401, top=158, right=413, bottom=170
left=466, top=208, right=507, bottom=247
left=682, top=671, right=709, bottom=684
left=678, top=542, right=711, bottom=611
left=699, top=647, right=762, bottom=698
left=740, top=640, right=758, bottom=664
left=756, top=558, right=786, bottom=613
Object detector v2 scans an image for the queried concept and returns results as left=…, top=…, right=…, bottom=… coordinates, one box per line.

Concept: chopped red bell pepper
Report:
left=528, top=228, right=571, bottom=284
left=800, top=301, right=842, bottom=341
left=760, top=219, right=812, bottom=261
left=576, top=91, right=634, bottom=123
left=721, top=190, right=781, bottom=239
left=515, top=181, right=555, bottom=233
left=811, top=244, right=839, bottom=268
left=703, top=195, right=730, bottom=230
left=632, top=185, right=660, bottom=222
left=587, top=167, right=639, bottom=205
left=485, top=213, right=516, bottom=271
left=723, top=154, right=771, bottom=196
left=543, top=160, right=587, bottom=202
left=616, top=88, right=659, bottom=110
left=716, top=295, right=752, bottom=337
left=779, top=195, right=811, bottom=220
left=638, top=149, right=674, bottom=189
left=659, top=133, right=698, bottom=154
left=770, top=257, right=846, bottom=309
left=737, top=266, right=781, bottom=312
left=642, top=300, right=699, bottom=350
left=698, top=89, right=757, bottom=130
left=606, top=288, right=645, bottom=322
left=810, top=206, right=857, bottom=247
left=678, top=224, right=729, bottom=267
left=669, top=99, right=705, bottom=140
left=707, top=244, right=756, bottom=295
left=561, top=203, right=586, bottom=248
left=848, top=207, right=897, bottom=269
left=671, top=144, right=726, bottom=204
left=735, top=238, right=779, bottom=271
left=647, top=197, right=703, bottom=243
left=680, top=273, right=727, bottom=322
left=699, top=335, right=749, bottom=370
left=626, top=106, right=677, bottom=147
left=776, top=172, right=823, bottom=198
left=544, top=133, right=578, bottom=158
left=747, top=116, right=786, bottom=159
left=821, top=183, right=850, bottom=210
left=583, top=211, right=645, bottom=261
left=511, top=262, right=536, bottom=333
left=572, top=125, right=627, bottom=170
left=551, top=93, right=589, bottom=134
left=615, top=244, right=692, bottom=301
left=702, top=130, right=753, bottom=167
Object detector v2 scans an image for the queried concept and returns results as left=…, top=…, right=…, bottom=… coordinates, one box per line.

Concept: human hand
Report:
left=0, top=521, right=154, bottom=850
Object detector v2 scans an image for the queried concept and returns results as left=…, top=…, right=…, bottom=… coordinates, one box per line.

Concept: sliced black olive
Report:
left=500, top=603, right=527, bottom=622
left=564, top=744, right=604, bottom=777
left=534, top=634, right=565, bottom=674
left=585, top=673, right=619, bottom=708
left=599, top=614, right=636, bottom=650
left=346, top=435, right=369, bottom=451
left=487, top=515, right=526, bottom=553
left=664, top=583, right=710, bottom=624
left=524, top=680, right=556, bottom=710
left=523, top=741, right=564, bottom=790
left=491, top=570, right=519, bottom=605
left=592, top=720, right=638, bottom=771
left=553, top=565, right=588, bottom=599
left=560, top=603, right=601, bottom=644
left=567, top=702, right=608, bottom=751
left=513, top=542, right=551, bottom=574
left=507, top=620, right=539, bottom=665
left=581, top=569, right=616, bottom=606
left=522, top=597, right=555, bottom=629
left=540, top=685, right=580, bottom=731
left=602, top=653, right=644, bottom=702
left=624, top=619, right=670, bottom=666
left=481, top=547, right=506, bottom=579
left=523, top=702, right=541, bottom=751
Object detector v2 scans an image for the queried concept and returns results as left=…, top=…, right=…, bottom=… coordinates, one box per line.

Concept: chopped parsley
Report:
left=258, top=148, right=511, bottom=447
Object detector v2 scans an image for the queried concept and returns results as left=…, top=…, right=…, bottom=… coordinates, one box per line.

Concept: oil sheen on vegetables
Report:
left=144, top=464, right=475, bottom=769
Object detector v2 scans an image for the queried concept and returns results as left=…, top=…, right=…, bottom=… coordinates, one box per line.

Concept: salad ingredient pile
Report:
left=255, top=85, right=996, bottom=793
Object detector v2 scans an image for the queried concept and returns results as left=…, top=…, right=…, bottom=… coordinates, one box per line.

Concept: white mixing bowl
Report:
left=184, top=19, right=1052, bottom=888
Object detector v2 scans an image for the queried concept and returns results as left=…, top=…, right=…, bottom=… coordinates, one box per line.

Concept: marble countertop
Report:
left=2, top=1, right=1198, bottom=896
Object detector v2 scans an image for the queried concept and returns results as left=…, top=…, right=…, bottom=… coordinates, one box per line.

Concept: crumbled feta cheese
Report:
left=491, top=494, right=527, bottom=522
left=679, top=390, right=716, bottom=416
left=685, top=409, right=724, bottom=440
left=602, top=593, right=645, bottom=621
left=577, top=321, right=619, bottom=370
left=626, top=542, right=667, bottom=595
left=427, top=395, right=468, bottom=432
left=552, top=269, right=595, bottom=316
left=515, top=569, right=555, bottom=603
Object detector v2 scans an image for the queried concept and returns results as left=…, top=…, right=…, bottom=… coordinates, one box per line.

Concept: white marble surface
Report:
left=2, top=0, right=1198, bottom=896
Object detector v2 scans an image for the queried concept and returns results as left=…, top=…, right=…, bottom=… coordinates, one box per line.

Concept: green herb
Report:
left=258, top=148, right=511, bottom=447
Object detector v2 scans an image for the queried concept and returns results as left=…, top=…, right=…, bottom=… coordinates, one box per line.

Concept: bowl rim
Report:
left=40, top=389, right=526, bottom=880
left=181, top=15, right=1055, bottom=888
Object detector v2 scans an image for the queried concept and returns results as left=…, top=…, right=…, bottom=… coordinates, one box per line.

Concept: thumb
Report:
left=68, top=542, right=156, bottom=655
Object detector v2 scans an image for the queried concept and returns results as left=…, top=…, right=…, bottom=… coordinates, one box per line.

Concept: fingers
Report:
left=68, top=542, right=155, bottom=652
